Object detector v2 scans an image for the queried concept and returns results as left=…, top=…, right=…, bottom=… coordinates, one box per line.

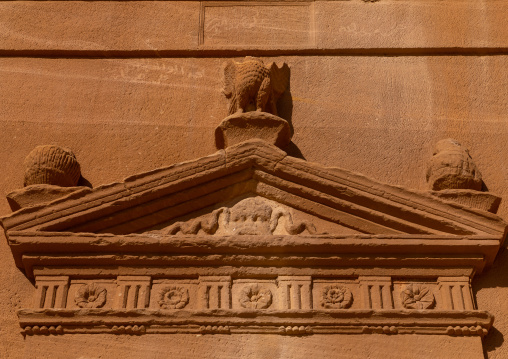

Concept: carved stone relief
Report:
left=426, top=138, right=482, bottom=191
left=216, top=57, right=292, bottom=149
left=158, top=286, right=190, bottom=309
left=359, top=277, right=394, bottom=310
left=24, top=145, right=81, bottom=187
left=223, top=57, right=289, bottom=116
left=160, top=197, right=316, bottom=235
left=400, top=284, right=435, bottom=310
left=320, top=285, right=353, bottom=309
left=438, top=277, right=474, bottom=311
left=0, top=47, right=504, bottom=353
left=19, top=275, right=493, bottom=336
left=239, top=284, right=273, bottom=309
left=74, top=283, right=107, bottom=309
left=6, top=145, right=88, bottom=211
left=278, top=276, right=312, bottom=310
left=425, top=139, right=502, bottom=213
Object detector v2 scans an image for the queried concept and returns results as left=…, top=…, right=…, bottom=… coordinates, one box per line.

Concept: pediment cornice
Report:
left=3, top=139, right=506, bottom=339
left=1, top=140, right=506, bottom=239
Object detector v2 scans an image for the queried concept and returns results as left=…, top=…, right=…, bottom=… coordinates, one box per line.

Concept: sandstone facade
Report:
left=1, top=1, right=508, bottom=358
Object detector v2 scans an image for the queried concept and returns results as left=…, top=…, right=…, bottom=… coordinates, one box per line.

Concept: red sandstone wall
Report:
left=1, top=1, right=507, bottom=358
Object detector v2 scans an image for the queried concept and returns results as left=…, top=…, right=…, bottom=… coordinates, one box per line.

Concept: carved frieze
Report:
left=159, top=197, right=316, bottom=236
left=19, top=275, right=493, bottom=337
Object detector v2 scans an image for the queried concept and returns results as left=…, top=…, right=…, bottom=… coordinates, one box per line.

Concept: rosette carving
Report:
left=75, top=283, right=107, bottom=308
left=239, top=284, right=272, bottom=309
left=158, top=286, right=189, bottom=309
left=401, top=284, right=435, bottom=309
left=320, top=285, right=353, bottom=309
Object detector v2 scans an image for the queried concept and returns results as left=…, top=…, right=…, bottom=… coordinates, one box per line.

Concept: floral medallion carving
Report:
left=75, top=283, right=107, bottom=308
left=401, top=284, right=435, bottom=309
left=320, top=285, right=353, bottom=309
left=158, top=286, right=189, bottom=309
left=239, top=284, right=273, bottom=309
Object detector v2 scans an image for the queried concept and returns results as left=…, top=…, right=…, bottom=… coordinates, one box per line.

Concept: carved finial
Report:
left=426, top=139, right=482, bottom=191
left=216, top=58, right=292, bottom=149
left=24, top=145, right=81, bottom=187
left=223, top=57, right=290, bottom=116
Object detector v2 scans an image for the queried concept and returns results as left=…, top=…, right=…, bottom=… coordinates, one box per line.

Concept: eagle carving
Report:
left=223, top=57, right=290, bottom=116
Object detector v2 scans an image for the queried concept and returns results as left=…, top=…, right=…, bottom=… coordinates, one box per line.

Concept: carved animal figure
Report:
left=223, top=57, right=290, bottom=116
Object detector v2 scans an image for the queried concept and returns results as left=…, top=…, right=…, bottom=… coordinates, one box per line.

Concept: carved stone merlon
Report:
left=216, top=57, right=291, bottom=149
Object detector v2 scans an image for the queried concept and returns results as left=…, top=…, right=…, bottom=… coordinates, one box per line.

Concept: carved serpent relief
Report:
left=239, top=284, right=273, bottom=309
left=75, top=283, right=107, bottom=308
left=223, top=57, right=290, bottom=116
left=158, top=286, right=190, bottom=309
left=400, top=284, right=435, bottom=310
left=320, top=285, right=353, bottom=309
left=161, top=197, right=316, bottom=235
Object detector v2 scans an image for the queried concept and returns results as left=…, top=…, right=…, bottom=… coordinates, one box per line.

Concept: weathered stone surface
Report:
left=19, top=334, right=485, bottom=359
left=2, top=1, right=508, bottom=53
left=6, top=184, right=89, bottom=211
left=427, top=139, right=482, bottom=191
left=215, top=112, right=291, bottom=149
left=1, top=56, right=508, bottom=217
left=0, top=1, right=200, bottom=53
left=1, top=0, right=508, bottom=358
left=429, top=189, right=502, bottom=214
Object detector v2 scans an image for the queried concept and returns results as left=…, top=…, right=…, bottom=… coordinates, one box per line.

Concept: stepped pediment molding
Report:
left=2, top=139, right=506, bottom=338
left=2, top=140, right=505, bottom=239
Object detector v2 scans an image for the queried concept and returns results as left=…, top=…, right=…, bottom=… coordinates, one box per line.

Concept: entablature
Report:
left=2, top=139, right=506, bottom=339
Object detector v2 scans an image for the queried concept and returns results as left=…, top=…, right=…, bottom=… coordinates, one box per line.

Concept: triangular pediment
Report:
left=1, top=139, right=506, bottom=238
